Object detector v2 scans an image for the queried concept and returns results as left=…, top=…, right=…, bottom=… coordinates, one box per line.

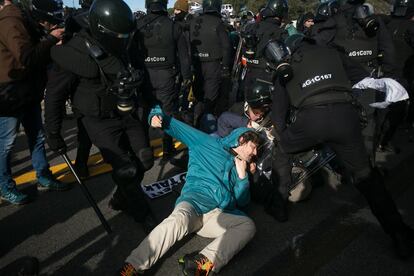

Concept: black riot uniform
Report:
left=189, top=0, right=232, bottom=127
left=315, top=0, right=397, bottom=162
left=241, top=0, right=288, bottom=97
left=135, top=0, right=191, bottom=158
left=384, top=0, right=414, bottom=132
left=267, top=37, right=414, bottom=259
left=136, top=0, right=191, bottom=116
left=44, top=0, right=154, bottom=223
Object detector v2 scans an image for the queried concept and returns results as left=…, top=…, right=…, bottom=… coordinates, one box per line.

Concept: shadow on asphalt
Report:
left=0, top=172, right=114, bottom=258
left=10, top=124, right=79, bottom=177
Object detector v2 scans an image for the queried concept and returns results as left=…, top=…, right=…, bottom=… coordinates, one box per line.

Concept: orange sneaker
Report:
left=178, top=252, right=215, bottom=276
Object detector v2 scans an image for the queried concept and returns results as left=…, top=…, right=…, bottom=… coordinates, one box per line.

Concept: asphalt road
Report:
left=1, top=115, right=414, bottom=275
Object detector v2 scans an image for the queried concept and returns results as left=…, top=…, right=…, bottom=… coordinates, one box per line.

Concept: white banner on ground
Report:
left=141, top=172, right=187, bottom=199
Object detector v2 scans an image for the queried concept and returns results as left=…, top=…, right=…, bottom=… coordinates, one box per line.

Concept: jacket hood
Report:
left=218, top=127, right=253, bottom=149
left=0, top=4, right=23, bottom=21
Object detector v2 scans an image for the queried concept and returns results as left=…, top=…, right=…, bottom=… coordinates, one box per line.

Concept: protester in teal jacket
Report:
left=149, top=105, right=255, bottom=215
left=120, top=106, right=259, bottom=275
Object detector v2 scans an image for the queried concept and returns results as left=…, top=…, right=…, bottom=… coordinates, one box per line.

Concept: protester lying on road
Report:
left=119, top=105, right=260, bottom=276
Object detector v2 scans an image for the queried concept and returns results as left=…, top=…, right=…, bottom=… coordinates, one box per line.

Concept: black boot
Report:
left=112, top=165, right=151, bottom=223
left=108, top=187, right=128, bottom=211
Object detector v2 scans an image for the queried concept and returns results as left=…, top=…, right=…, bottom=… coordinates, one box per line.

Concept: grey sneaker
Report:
left=37, top=176, right=69, bottom=191
left=0, top=187, right=29, bottom=205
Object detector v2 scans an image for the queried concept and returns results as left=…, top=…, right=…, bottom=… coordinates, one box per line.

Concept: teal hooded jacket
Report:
left=149, top=106, right=252, bottom=216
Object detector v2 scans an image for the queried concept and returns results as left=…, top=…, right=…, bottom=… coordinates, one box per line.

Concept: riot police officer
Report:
left=266, top=36, right=414, bottom=259
left=241, top=0, right=288, bottom=98
left=315, top=0, right=397, bottom=162
left=135, top=0, right=191, bottom=160
left=189, top=0, right=232, bottom=127
left=45, top=0, right=154, bottom=223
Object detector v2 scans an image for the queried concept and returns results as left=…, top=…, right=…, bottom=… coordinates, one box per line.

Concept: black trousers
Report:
left=193, top=61, right=222, bottom=124
left=145, top=67, right=178, bottom=116
left=271, top=102, right=406, bottom=235
left=75, top=118, right=92, bottom=166
left=145, top=67, right=178, bottom=153
left=82, top=112, right=152, bottom=221
left=378, top=101, right=408, bottom=147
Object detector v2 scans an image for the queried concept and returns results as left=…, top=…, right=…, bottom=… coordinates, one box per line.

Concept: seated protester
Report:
left=120, top=106, right=259, bottom=276
left=215, top=80, right=273, bottom=138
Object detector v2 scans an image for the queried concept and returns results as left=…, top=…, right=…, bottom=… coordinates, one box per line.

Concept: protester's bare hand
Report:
left=151, top=115, right=163, bottom=128
left=235, top=157, right=247, bottom=179
left=50, top=28, right=65, bottom=41
left=249, top=162, right=257, bottom=174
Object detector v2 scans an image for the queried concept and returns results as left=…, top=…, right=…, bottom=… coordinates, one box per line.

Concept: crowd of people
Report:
left=1, top=0, right=414, bottom=275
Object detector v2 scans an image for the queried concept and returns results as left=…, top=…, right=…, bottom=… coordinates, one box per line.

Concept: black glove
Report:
left=221, top=66, right=230, bottom=79
left=47, top=133, right=67, bottom=154
left=111, top=68, right=144, bottom=94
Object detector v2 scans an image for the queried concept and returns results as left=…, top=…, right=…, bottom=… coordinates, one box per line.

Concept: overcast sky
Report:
left=62, top=0, right=174, bottom=11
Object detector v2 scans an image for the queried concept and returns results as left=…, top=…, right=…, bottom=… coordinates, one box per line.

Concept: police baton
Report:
left=61, top=153, right=112, bottom=235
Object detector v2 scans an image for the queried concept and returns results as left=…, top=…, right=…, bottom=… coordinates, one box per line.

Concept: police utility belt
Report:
left=300, top=90, right=353, bottom=109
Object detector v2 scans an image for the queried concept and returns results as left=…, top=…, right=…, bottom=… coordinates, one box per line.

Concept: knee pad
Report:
left=138, top=147, right=154, bottom=171
left=113, top=163, right=138, bottom=183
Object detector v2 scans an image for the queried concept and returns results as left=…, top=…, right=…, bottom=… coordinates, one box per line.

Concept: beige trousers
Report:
left=126, top=201, right=256, bottom=272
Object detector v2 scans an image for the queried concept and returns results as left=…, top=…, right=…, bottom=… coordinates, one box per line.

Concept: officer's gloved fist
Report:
left=112, top=68, right=144, bottom=92
left=221, top=66, right=230, bottom=79
left=47, top=133, right=67, bottom=154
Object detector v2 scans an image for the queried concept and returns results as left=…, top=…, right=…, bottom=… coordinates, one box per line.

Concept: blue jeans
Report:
left=0, top=103, right=51, bottom=192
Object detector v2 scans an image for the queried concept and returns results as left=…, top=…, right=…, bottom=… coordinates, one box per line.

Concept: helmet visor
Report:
left=264, top=40, right=290, bottom=65
left=97, top=23, right=131, bottom=38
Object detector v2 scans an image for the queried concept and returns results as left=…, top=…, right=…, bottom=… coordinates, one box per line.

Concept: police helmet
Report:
left=245, top=80, right=273, bottom=109
left=89, top=0, right=135, bottom=56
left=261, top=0, right=288, bottom=19
left=17, top=0, right=64, bottom=25
left=393, top=0, right=414, bottom=17
left=315, top=0, right=339, bottom=22
left=146, top=0, right=168, bottom=13
left=203, top=0, right=222, bottom=13
left=79, top=0, right=93, bottom=9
